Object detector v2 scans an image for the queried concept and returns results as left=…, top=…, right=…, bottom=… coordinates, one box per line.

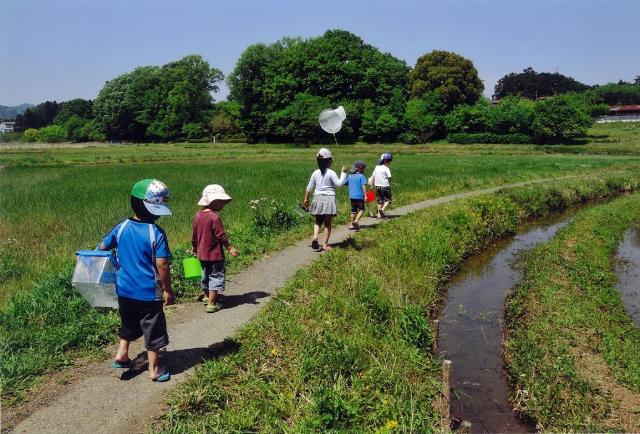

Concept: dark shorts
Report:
left=375, top=187, right=392, bottom=204
left=118, top=296, right=169, bottom=350
left=201, top=260, right=226, bottom=292
left=350, top=199, right=365, bottom=213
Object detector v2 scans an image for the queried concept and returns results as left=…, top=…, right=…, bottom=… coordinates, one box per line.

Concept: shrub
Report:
left=182, top=122, right=207, bottom=141
left=486, top=96, right=534, bottom=134
left=23, top=128, right=38, bottom=142
left=35, top=125, right=68, bottom=143
left=532, top=97, right=592, bottom=143
left=249, top=197, right=300, bottom=234
left=447, top=132, right=532, bottom=144
left=444, top=100, right=491, bottom=133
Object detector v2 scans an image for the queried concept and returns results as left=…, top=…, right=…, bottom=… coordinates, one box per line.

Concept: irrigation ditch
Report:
left=433, top=194, right=637, bottom=432
left=438, top=215, right=570, bottom=432
left=615, top=227, right=640, bottom=327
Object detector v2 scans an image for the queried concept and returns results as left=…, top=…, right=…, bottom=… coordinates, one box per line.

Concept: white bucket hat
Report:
left=197, top=184, right=232, bottom=206
left=317, top=147, right=333, bottom=159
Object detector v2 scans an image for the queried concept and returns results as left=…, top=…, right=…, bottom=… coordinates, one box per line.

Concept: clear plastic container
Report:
left=72, top=250, right=118, bottom=308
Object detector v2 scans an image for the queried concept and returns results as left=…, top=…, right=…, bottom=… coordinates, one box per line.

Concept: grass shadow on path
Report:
left=121, top=339, right=242, bottom=381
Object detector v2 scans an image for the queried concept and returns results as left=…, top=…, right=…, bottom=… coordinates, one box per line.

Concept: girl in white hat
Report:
left=302, top=148, right=347, bottom=251
left=192, top=184, right=239, bottom=313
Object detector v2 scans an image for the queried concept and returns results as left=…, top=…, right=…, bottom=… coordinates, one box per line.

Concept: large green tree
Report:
left=493, top=67, right=588, bottom=100
left=405, top=91, right=446, bottom=143
left=93, top=55, right=222, bottom=141
left=53, top=99, right=93, bottom=125
left=408, top=50, right=483, bottom=110
left=532, top=96, right=592, bottom=143
left=93, top=66, right=161, bottom=141
left=15, top=101, right=59, bottom=130
left=586, top=83, right=640, bottom=105
left=228, top=29, right=409, bottom=142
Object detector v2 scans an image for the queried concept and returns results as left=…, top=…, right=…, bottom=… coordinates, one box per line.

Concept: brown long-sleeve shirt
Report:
left=192, top=210, right=229, bottom=262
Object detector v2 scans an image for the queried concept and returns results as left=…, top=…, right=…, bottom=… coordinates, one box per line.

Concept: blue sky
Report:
left=1, top=0, right=638, bottom=106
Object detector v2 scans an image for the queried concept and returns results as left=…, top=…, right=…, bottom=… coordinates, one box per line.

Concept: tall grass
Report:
left=155, top=174, right=640, bottom=432
left=2, top=151, right=638, bottom=303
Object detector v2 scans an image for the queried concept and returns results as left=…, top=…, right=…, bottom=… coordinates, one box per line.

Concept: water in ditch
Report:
left=615, top=227, right=640, bottom=327
left=438, top=214, right=572, bottom=433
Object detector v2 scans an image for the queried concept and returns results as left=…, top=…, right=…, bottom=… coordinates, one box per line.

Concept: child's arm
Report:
left=214, top=216, right=238, bottom=257
left=155, top=257, right=175, bottom=305
left=225, top=243, right=239, bottom=257
left=303, top=172, right=316, bottom=207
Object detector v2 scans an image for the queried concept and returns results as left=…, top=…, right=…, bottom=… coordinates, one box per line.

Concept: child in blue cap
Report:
left=369, top=153, right=393, bottom=218
left=345, top=160, right=368, bottom=230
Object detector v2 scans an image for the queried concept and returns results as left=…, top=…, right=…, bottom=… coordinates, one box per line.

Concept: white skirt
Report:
left=309, top=195, right=337, bottom=216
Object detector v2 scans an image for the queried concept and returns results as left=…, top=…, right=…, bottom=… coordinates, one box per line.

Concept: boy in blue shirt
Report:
left=100, top=179, right=175, bottom=382
left=345, top=160, right=368, bottom=230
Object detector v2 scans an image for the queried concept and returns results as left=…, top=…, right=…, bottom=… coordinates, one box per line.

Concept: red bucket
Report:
left=365, top=190, right=376, bottom=203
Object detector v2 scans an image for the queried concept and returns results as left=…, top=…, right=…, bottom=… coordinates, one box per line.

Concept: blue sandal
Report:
left=152, top=369, right=171, bottom=382
left=111, top=359, right=132, bottom=369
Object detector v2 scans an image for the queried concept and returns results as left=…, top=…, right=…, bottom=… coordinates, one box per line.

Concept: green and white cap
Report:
left=131, top=179, right=172, bottom=216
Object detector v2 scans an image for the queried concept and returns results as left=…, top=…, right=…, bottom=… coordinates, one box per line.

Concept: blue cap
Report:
left=378, top=152, right=393, bottom=165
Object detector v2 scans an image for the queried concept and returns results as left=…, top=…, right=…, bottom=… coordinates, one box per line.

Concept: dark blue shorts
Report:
left=117, top=296, right=169, bottom=350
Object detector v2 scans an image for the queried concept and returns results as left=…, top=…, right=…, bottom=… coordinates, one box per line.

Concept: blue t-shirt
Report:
left=346, top=173, right=367, bottom=199
left=103, top=218, right=171, bottom=302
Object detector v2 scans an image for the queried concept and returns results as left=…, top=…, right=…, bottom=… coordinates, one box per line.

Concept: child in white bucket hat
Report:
left=192, top=184, right=238, bottom=313
left=302, top=148, right=347, bottom=251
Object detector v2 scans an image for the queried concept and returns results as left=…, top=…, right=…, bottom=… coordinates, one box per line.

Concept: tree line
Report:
left=12, top=29, right=640, bottom=145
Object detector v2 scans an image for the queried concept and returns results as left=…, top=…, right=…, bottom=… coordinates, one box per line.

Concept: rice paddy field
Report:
left=2, top=122, right=640, bottom=413
left=3, top=133, right=640, bottom=304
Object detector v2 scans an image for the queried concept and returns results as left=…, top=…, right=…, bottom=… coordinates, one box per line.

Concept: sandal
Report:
left=311, top=239, right=320, bottom=250
left=151, top=369, right=171, bottom=382
left=206, top=303, right=222, bottom=313
left=111, top=359, right=132, bottom=369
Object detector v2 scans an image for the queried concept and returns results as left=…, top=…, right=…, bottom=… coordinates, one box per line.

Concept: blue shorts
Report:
left=201, top=260, right=225, bottom=292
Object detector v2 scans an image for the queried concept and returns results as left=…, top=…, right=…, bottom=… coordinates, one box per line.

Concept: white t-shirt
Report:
left=306, top=169, right=347, bottom=196
left=370, top=165, right=391, bottom=187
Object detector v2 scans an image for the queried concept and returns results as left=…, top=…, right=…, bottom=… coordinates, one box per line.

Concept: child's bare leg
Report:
left=381, top=200, right=390, bottom=212
left=313, top=222, right=321, bottom=242
left=148, top=349, right=160, bottom=379
left=349, top=213, right=355, bottom=228
left=208, top=289, right=218, bottom=305
left=115, top=339, right=129, bottom=362
left=355, top=210, right=364, bottom=223
left=323, top=216, right=333, bottom=249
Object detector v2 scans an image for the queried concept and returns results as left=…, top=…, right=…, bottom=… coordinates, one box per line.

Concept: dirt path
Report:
left=9, top=176, right=587, bottom=434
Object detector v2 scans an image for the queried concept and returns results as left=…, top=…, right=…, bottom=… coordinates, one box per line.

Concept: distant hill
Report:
left=0, top=103, right=34, bottom=120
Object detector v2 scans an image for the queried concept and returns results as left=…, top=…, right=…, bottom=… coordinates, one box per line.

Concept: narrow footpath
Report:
left=11, top=176, right=584, bottom=434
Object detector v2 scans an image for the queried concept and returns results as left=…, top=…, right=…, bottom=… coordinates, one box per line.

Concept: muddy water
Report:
left=438, top=216, right=571, bottom=433
left=615, top=227, right=640, bottom=326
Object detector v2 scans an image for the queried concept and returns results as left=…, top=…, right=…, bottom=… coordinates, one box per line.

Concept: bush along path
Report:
left=7, top=174, right=640, bottom=433
left=505, top=192, right=640, bottom=432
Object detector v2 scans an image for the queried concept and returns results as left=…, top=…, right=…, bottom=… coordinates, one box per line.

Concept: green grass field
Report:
left=3, top=150, right=639, bottom=304
left=2, top=122, right=640, bottom=408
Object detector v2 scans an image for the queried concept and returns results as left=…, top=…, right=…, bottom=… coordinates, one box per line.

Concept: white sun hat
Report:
left=197, top=184, right=232, bottom=206
left=317, top=147, right=333, bottom=159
